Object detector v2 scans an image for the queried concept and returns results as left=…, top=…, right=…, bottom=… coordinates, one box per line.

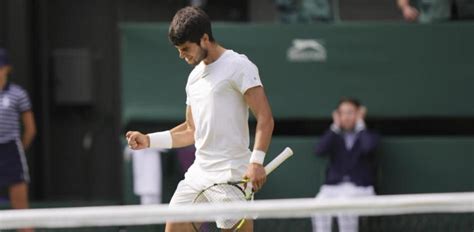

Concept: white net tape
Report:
left=0, top=192, right=473, bottom=230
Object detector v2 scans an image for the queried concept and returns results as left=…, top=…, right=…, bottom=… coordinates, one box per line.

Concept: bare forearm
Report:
left=22, top=130, right=36, bottom=150
left=170, top=122, right=195, bottom=148
left=21, top=111, right=36, bottom=150
left=170, top=122, right=188, bottom=134
left=253, top=117, right=274, bottom=152
left=397, top=0, right=410, bottom=8
left=170, top=129, right=194, bottom=148
left=246, top=116, right=273, bottom=189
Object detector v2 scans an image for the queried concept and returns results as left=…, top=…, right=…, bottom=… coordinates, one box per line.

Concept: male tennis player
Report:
left=126, top=6, right=274, bottom=232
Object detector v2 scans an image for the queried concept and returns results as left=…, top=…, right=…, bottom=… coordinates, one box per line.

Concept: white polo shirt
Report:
left=185, top=50, right=262, bottom=176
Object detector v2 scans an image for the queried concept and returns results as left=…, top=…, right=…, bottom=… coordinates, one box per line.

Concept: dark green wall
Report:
left=122, top=136, right=474, bottom=204
left=120, top=23, right=474, bottom=206
left=258, top=136, right=474, bottom=200
left=121, top=23, right=474, bottom=123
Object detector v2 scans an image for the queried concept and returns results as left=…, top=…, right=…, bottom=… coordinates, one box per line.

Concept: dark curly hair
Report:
left=168, top=7, right=215, bottom=46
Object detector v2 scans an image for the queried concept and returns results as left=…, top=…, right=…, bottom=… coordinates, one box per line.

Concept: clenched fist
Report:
left=125, top=131, right=149, bottom=150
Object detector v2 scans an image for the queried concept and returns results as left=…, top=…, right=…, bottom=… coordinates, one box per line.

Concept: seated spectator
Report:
left=312, top=97, right=379, bottom=232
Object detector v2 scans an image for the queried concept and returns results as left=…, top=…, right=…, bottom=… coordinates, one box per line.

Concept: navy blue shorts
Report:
left=0, top=140, right=29, bottom=188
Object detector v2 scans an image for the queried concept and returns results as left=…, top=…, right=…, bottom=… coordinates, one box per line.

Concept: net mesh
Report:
left=0, top=192, right=472, bottom=232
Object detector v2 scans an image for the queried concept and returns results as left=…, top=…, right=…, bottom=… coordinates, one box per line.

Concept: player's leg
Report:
left=166, top=179, right=201, bottom=232
left=222, top=219, right=253, bottom=232
left=165, top=222, right=194, bottom=232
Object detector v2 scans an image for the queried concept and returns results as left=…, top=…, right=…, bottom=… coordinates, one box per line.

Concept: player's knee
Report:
left=236, top=219, right=253, bottom=232
left=165, top=222, right=193, bottom=232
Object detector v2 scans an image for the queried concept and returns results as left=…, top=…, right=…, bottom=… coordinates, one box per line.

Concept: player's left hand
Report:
left=244, top=163, right=267, bottom=192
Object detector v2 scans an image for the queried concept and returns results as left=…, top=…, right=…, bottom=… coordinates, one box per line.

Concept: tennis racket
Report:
left=191, top=147, right=294, bottom=232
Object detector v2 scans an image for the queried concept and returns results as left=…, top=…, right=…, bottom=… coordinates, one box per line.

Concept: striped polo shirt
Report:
left=0, top=82, right=31, bottom=143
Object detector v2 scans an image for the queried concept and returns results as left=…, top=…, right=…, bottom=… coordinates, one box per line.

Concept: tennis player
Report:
left=126, top=6, right=274, bottom=232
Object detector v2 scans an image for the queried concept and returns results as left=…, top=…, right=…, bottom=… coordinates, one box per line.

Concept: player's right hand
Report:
left=125, top=131, right=149, bottom=150
left=243, top=163, right=267, bottom=192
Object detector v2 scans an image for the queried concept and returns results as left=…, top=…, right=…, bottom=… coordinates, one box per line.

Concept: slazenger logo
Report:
left=287, top=39, right=327, bottom=62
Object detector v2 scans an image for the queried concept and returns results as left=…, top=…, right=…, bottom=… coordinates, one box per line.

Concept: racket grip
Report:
left=264, top=147, right=293, bottom=175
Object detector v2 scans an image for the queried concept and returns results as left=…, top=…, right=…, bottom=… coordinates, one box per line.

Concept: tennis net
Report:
left=0, top=192, right=473, bottom=232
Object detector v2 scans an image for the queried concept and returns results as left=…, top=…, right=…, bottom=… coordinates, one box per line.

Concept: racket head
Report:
left=192, top=181, right=253, bottom=232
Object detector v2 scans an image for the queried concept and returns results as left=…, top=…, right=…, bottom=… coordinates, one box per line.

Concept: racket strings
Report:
left=192, top=184, right=248, bottom=232
left=194, top=184, right=246, bottom=203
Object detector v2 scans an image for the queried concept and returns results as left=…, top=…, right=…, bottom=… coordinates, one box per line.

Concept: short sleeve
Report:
left=233, top=61, right=263, bottom=94
left=17, top=89, right=32, bottom=112
left=185, top=89, right=190, bottom=105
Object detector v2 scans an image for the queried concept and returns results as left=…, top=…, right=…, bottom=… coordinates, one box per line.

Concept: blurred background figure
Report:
left=275, top=0, right=333, bottom=23
left=175, top=146, right=196, bottom=176
left=190, top=0, right=207, bottom=8
left=125, top=147, right=164, bottom=205
left=312, top=98, right=379, bottom=232
left=397, top=0, right=458, bottom=23
left=0, top=48, right=36, bottom=232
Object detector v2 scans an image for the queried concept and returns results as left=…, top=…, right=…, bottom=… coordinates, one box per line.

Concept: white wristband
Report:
left=249, top=150, right=266, bottom=165
left=147, top=131, right=172, bottom=149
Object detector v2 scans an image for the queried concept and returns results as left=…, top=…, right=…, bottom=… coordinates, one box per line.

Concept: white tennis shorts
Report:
left=169, top=163, right=247, bottom=229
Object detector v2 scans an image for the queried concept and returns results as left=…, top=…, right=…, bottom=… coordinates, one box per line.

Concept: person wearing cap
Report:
left=0, top=48, right=36, bottom=232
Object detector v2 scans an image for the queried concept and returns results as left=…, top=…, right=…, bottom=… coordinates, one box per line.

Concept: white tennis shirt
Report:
left=185, top=50, right=262, bottom=174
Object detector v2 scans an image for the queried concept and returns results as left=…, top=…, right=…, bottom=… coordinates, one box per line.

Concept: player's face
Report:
left=338, top=102, right=358, bottom=131
left=175, top=42, right=208, bottom=66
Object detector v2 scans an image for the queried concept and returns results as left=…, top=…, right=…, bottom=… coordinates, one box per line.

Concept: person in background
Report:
left=190, top=0, right=207, bottom=8
left=397, top=0, right=454, bottom=23
left=176, top=146, right=196, bottom=176
left=0, top=48, right=36, bottom=232
left=312, top=97, right=379, bottom=232
left=275, top=0, right=333, bottom=23
left=124, top=147, right=164, bottom=205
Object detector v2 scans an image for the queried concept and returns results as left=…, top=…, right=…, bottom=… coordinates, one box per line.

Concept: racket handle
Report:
left=264, top=147, right=294, bottom=175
